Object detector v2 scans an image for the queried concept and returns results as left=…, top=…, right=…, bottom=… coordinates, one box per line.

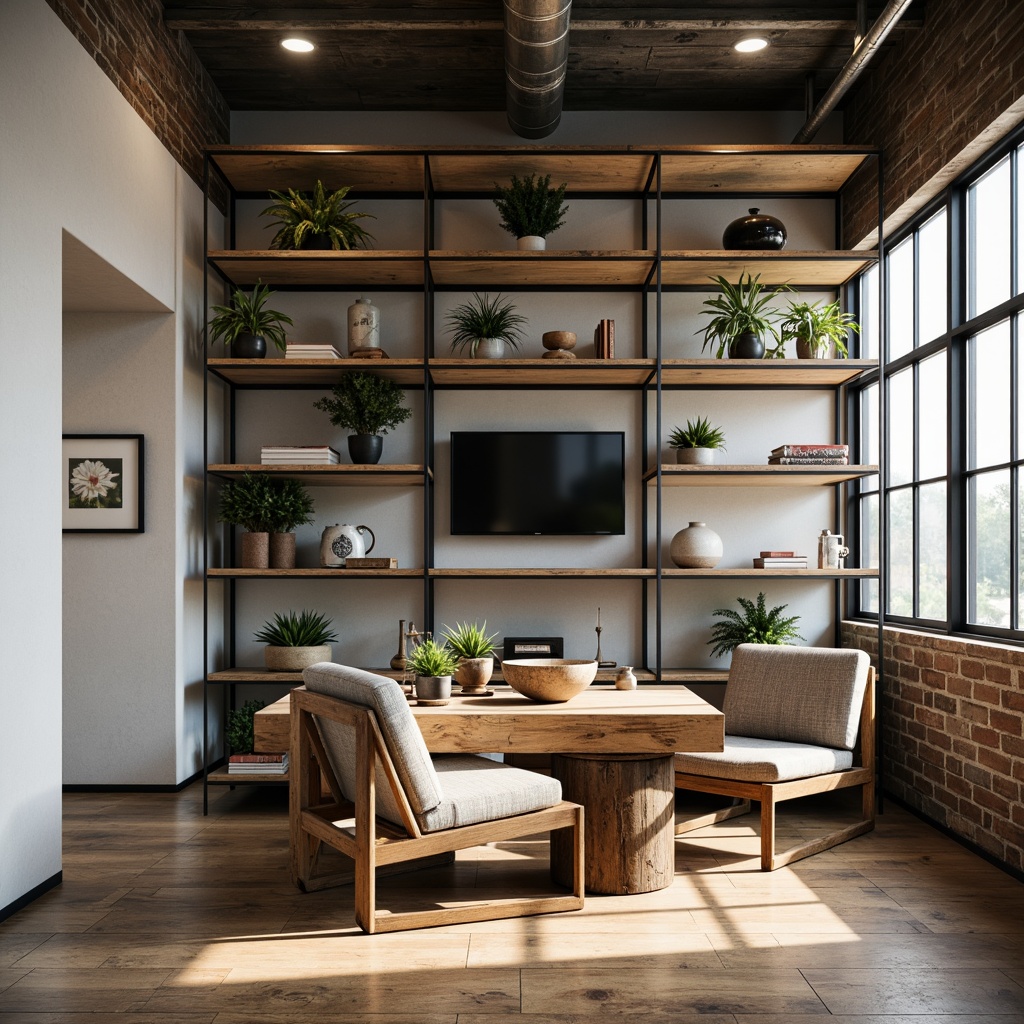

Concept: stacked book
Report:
left=227, top=752, right=288, bottom=775
left=594, top=318, right=615, bottom=358
left=285, top=342, right=343, bottom=359
left=261, top=445, right=340, bottom=465
left=752, top=549, right=808, bottom=569
left=768, top=443, right=849, bottom=466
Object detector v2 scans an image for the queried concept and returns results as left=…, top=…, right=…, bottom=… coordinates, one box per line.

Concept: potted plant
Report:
left=441, top=621, right=499, bottom=694
left=406, top=638, right=459, bottom=703
left=266, top=478, right=315, bottom=569
left=697, top=273, right=786, bottom=360
left=312, top=371, right=413, bottom=464
left=668, top=416, right=727, bottom=465
left=493, top=172, right=569, bottom=250
left=778, top=299, right=860, bottom=359
left=260, top=179, right=376, bottom=250
left=253, top=609, right=337, bottom=671
left=226, top=698, right=266, bottom=754
left=217, top=471, right=278, bottom=568
left=445, top=292, right=528, bottom=359
left=208, top=281, right=293, bottom=359
left=707, top=592, right=804, bottom=658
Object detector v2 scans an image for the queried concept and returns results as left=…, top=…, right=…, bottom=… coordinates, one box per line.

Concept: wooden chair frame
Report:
left=674, top=668, right=876, bottom=871
left=289, top=685, right=584, bottom=933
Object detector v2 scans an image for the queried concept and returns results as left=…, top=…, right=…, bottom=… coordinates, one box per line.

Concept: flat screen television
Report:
left=450, top=431, right=626, bottom=535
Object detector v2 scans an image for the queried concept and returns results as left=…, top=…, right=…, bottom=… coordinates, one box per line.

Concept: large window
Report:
left=855, top=132, right=1024, bottom=639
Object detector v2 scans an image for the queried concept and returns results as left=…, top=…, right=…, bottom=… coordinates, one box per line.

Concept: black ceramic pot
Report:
left=348, top=434, right=383, bottom=464
left=231, top=333, right=267, bottom=359
left=728, top=332, right=765, bottom=359
left=722, top=208, right=787, bottom=250
left=301, top=232, right=334, bottom=250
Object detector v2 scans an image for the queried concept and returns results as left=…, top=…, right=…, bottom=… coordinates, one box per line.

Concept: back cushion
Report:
left=724, top=644, right=870, bottom=750
left=302, top=663, right=443, bottom=824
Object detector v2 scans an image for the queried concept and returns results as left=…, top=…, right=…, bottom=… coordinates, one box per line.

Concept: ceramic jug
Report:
left=817, top=529, right=850, bottom=569
left=320, top=523, right=376, bottom=567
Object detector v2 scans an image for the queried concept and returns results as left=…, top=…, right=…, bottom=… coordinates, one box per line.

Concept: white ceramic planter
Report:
left=670, top=521, right=723, bottom=568
left=473, top=337, right=505, bottom=359
left=517, top=235, right=546, bottom=250
left=676, top=447, right=719, bottom=465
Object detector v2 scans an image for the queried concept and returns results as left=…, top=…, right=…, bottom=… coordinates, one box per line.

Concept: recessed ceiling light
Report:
left=734, top=37, right=769, bottom=53
left=281, top=38, right=314, bottom=53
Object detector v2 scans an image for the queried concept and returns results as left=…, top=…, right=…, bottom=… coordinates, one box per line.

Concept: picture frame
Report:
left=62, top=434, right=144, bottom=533
left=502, top=636, right=564, bottom=663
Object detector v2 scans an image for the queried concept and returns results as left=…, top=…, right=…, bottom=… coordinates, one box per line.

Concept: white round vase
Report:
left=473, top=337, right=506, bottom=359
left=670, top=521, right=723, bottom=568
left=517, top=235, right=546, bottom=250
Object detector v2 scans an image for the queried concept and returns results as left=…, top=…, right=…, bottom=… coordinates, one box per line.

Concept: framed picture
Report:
left=502, top=636, right=564, bottom=663
left=62, top=434, right=144, bottom=533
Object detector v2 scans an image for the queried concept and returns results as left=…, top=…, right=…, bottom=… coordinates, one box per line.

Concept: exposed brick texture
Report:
left=43, top=0, right=229, bottom=188
left=843, top=622, right=1024, bottom=874
left=842, top=0, right=1024, bottom=247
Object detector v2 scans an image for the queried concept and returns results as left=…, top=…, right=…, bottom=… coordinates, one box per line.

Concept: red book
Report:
left=759, top=550, right=795, bottom=557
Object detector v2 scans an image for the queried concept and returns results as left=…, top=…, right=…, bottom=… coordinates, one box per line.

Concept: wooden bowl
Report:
left=541, top=330, right=577, bottom=350
left=501, top=658, right=598, bottom=702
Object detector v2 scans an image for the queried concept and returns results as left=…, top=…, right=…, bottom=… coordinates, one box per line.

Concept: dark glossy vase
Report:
left=301, top=232, right=334, bottom=250
left=728, top=332, right=765, bottom=359
left=231, top=333, right=267, bottom=359
left=722, top=208, right=787, bottom=250
left=348, top=433, right=383, bottom=465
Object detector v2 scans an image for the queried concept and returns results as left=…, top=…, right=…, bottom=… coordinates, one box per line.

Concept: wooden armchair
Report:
left=674, top=644, right=875, bottom=871
left=290, top=663, right=584, bottom=933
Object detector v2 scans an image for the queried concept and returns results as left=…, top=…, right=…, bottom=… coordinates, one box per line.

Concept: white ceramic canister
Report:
left=347, top=296, right=380, bottom=350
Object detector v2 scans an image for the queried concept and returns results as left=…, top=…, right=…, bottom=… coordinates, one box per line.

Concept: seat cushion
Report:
left=675, top=735, right=854, bottom=783
left=724, top=644, right=869, bottom=750
left=418, top=755, right=563, bottom=833
left=302, top=663, right=442, bottom=825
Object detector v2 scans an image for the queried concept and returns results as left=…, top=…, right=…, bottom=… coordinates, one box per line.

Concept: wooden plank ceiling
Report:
left=163, top=1, right=925, bottom=113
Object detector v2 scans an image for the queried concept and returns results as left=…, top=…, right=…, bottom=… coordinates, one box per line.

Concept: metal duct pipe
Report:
left=793, top=0, right=914, bottom=143
left=504, top=0, right=572, bottom=139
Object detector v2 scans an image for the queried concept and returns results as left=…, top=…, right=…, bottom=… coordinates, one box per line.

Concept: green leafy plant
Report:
left=697, top=273, right=786, bottom=358
left=226, top=698, right=266, bottom=754
left=312, top=372, right=413, bottom=436
left=253, top=609, right=338, bottom=647
left=407, top=638, right=459, bottom=678
left=777, top=299, right=860, bottom=357
left=668, top=416, right=727, bottom=451
left=445, top=293, right=528, bottom=355
left=493, top=173, right=569, bottom=239
left=260, top=180, right=376, bottom=250
left=268, top=478, right=315, bottom=533
left=217, top=472, right=278, bottom=533
left=440, top=621, right=499, bottom=659
left=707, top=592, right=804, bottom=658
left=208, top=281, right=293, bottom=351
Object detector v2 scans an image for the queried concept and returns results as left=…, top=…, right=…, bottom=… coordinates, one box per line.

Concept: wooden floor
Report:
left=2, top=784, right=1024, bottom=1022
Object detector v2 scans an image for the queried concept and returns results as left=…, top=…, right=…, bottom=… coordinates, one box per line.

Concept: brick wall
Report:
left=43, top=0, right=228, bottom=188
left=842, top=0, right=1024, bottom=247
left=842, top=621, right=1024, bottom=873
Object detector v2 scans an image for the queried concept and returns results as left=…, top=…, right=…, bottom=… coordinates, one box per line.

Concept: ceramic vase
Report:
left=670, top=521, right=723, bottom=568
left=676, top=447, right=718, bottom=465
left=473, top=338, right=505, bottom=359
left=615, top=666, right=637, bottom=690
left=722, top=208, right=787, bottom=250
left=517, top=235, right=546, bottom=250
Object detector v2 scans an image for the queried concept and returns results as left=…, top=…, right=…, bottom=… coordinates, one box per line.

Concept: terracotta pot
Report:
left=453, top=656, right=494, bottom=693
left=264, top=644, right=332, bottom=671
left=240, top=531, right=269, bottom=568
left=269, top=532, right=296, bottom=569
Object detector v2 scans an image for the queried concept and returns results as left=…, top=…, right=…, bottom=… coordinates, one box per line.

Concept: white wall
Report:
left=0, top=0, right=206, bottom=911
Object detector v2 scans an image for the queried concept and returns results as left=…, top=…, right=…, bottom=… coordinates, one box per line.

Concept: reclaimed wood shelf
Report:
left=659, top=358, right=876, bottom=387
left=206, top=766, right=288, bottom=785
left=207, top=464, right=431, bottom=486
left=428, top=358, right=655, bottom=386
left=646, top=464, right=879, bottom=486
left=207, top=358, right=425, bottom=387
left=661, top=567, right=879, bottom=578
left=207, top=567, right=424, bottom=579
left=207, top=250, right=425, bottom=288
left=659, top=250, right=876, bottom=287
left=428, top=567, right=656, bottom=579
left=210, top=666, right=664, bottom=685
left=428, top=250, right=656, bottom=287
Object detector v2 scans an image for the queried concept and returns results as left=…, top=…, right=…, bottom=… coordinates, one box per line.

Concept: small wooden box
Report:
left=345, top=556, right=398, bottom=568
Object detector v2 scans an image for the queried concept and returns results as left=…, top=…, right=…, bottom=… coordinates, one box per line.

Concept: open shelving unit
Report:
left=201, top=143, right=883, bottom=804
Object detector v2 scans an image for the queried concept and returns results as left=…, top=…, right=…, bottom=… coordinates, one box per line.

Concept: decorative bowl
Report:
left=501, top=658, right=598, bottom=703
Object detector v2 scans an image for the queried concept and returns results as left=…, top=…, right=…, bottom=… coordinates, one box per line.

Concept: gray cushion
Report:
left=302, top=663, right=442, bottom=826
left=724, top=644, right=869, bottom=750
left=675, top=736, right=854, bottom=783
left=419, top=755, right=563, bottom=833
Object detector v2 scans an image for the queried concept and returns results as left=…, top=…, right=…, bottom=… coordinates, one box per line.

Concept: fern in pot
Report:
left=407, top=638, right=460, bottom=703
left=441, top=621, right=499, bottom=694
left=312, top=371, right=413, bottom=464
left=207, top=281, right=293, bottom=359
left=493, top=173, right=569, bottom=250
left=668, top=416, right=727, bottom=465
left=707, top=592, right=804, bottom=659
left=253, top=609, right=338, bottom=671
left=445, top=292, right=528, bottom=359
left=260, top=179, right=375, bottom=250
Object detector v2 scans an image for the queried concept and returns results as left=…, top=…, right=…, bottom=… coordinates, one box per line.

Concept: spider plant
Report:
left=445, top=293, right=528, bottom=355
left=260, top=179, right=376, bottom=250
left=697, top=273, right=787, bottom=358
left=707, top=592, right=804, bottom=658
left=440, top=621, right=499, bottom=659
left=207, top=281, right=292, bottom=351
left=668, top=416, right=727, bottom=451
left=407, top=638, right=459, bottom=678
left=778, top=299, right=860, bottom=357
left=253, top=610, right=338, bottom=648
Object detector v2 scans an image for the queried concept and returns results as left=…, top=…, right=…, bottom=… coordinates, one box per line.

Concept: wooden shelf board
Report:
left=208, top=464, right=431, bottom=486
left=207, top=766, right=288, bottom=785
left=660, top=251, right=877, bottom=287
left=658, top=149, right=874, bottom=193
left=429, top=250, right=657, bottom=287
left=428, top=152, right=657, bottom=193
left=208, top=568, right=423, bottom=579
left=208, top=251, right=424, bottom=287
left=428, top=358, right=655, bottom=386
left=213, top=666, right=661, bottom=685
left=207, top=358, right=425, bottom=387
left=659, top=358, right=876, bottom=386
left=661, top=567, right=879, bottom=578
left=429, top=567, right=656, bottom=579
left=646, top=464, right=879, bottom=486
left=658, top=668, right=731, bottom=683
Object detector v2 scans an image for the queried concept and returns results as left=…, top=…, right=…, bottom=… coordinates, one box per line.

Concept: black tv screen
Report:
left=450, top=431, right=626, bottom=535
